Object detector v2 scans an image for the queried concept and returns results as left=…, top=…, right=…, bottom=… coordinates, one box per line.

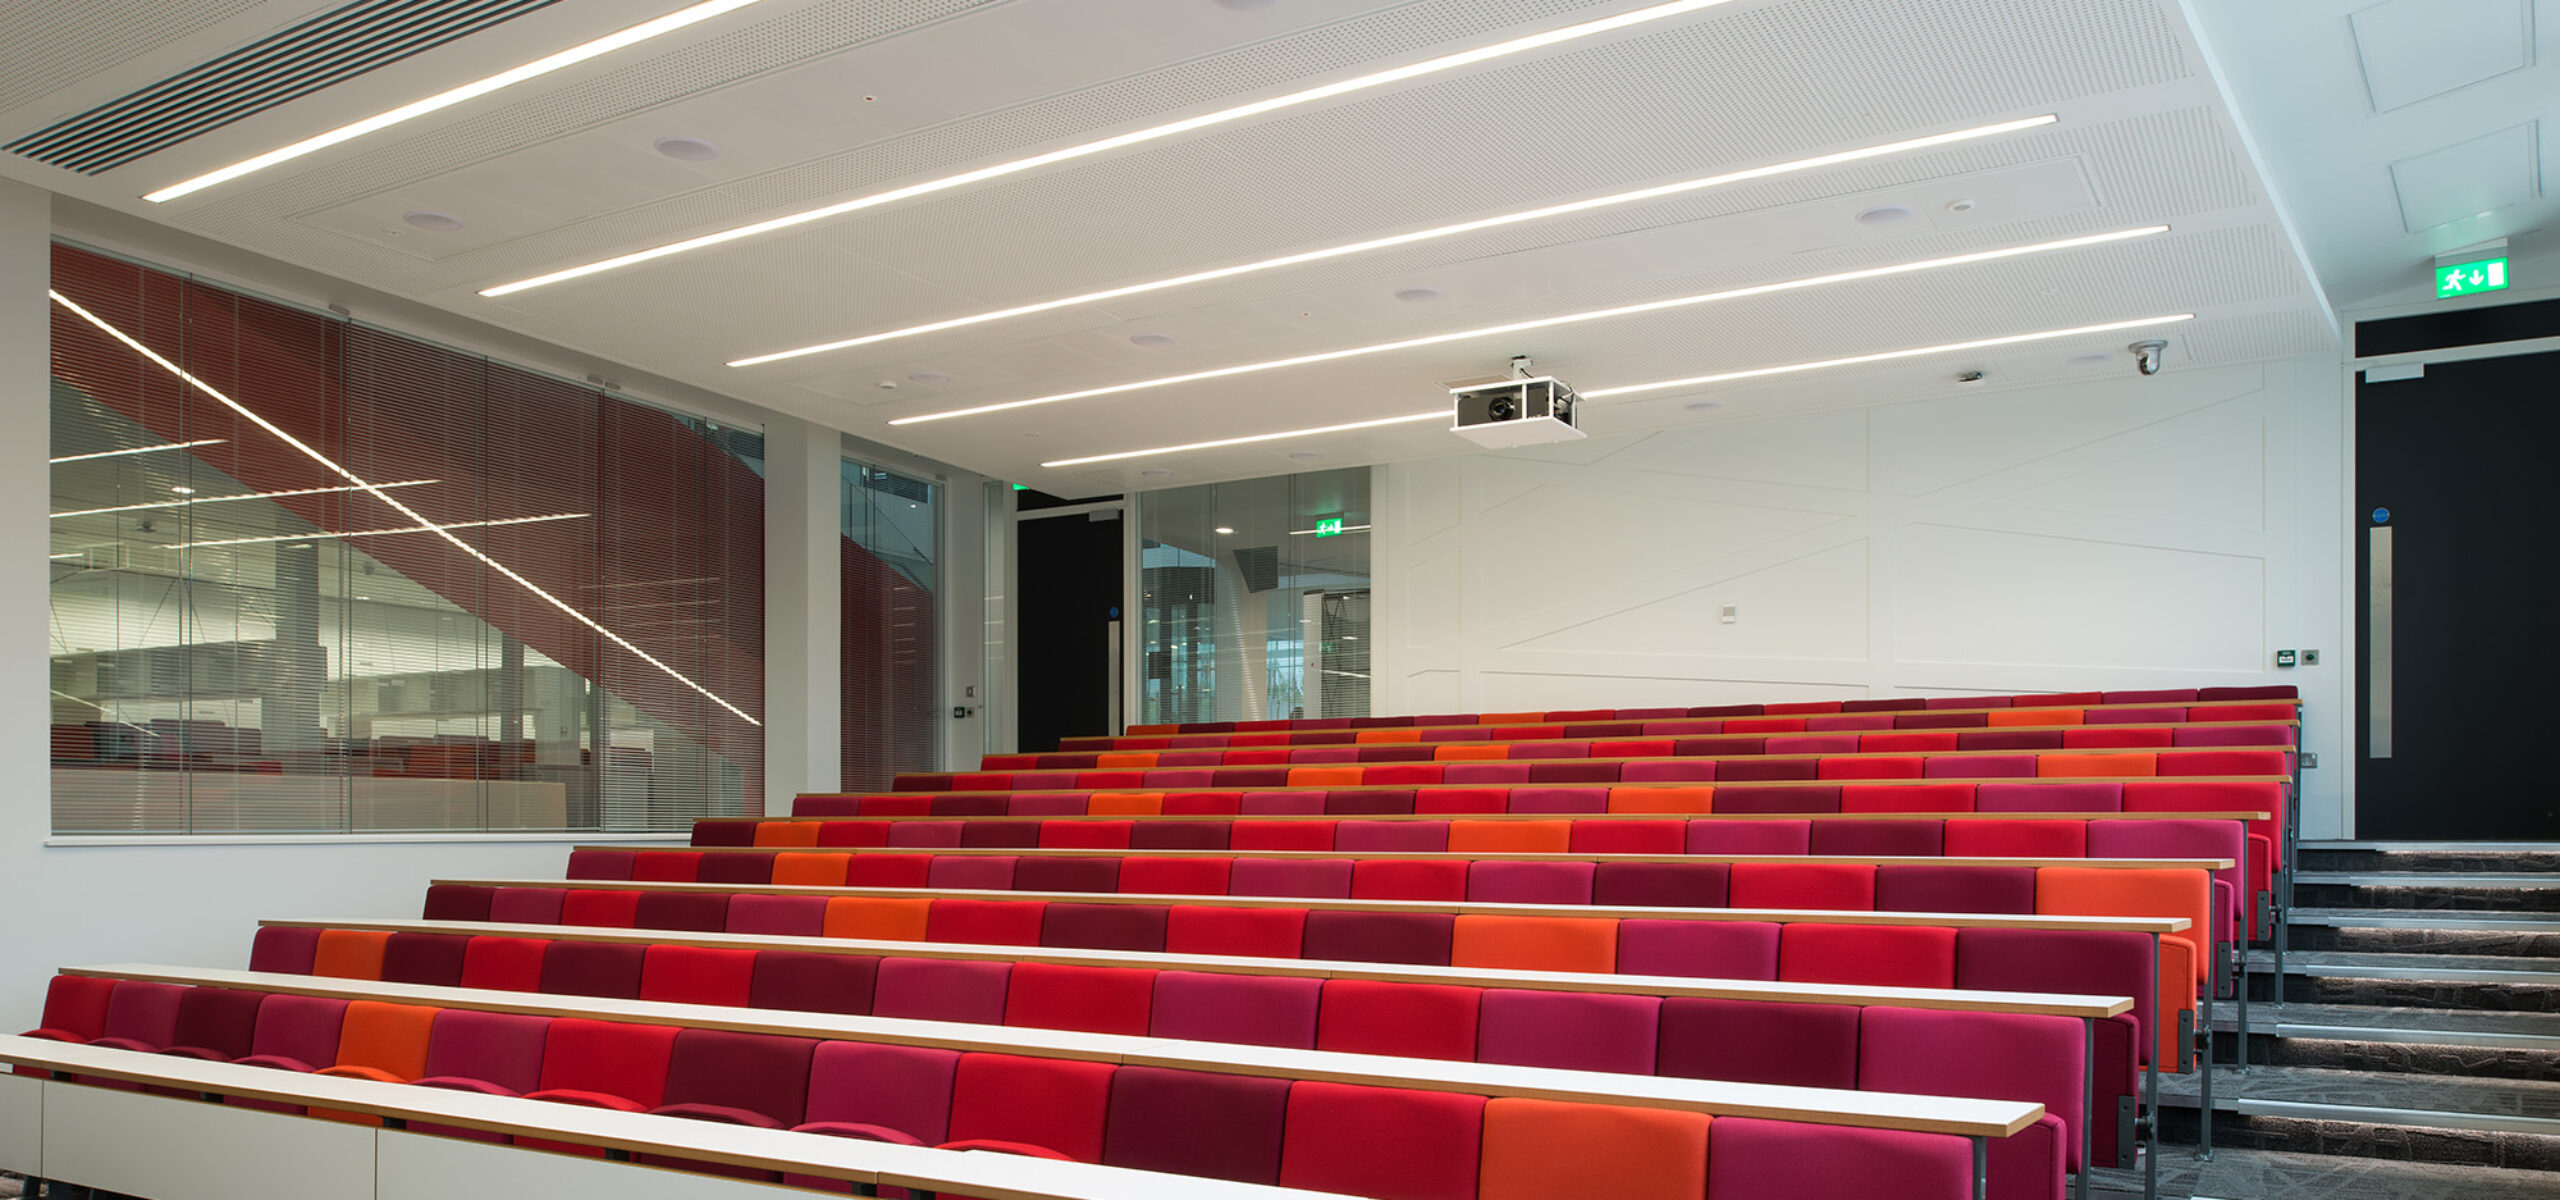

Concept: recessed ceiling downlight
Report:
left=1288, top=451, right=1325, bottom=462
left=1129, top=332, right=1176, bottom=347
left=1140, top=469, right=1175, bottom=478
left=1214, top=0, right=1278, bottom=9
left=1683, top=400, right=1721, bottom=412
left=654, top=136, right=722, bottom=161
left=1855, top=204, right=1916, bottom=226
left=1394, top=286, right=1442, bottom=302
left=402, top=211, right=465, bottom=232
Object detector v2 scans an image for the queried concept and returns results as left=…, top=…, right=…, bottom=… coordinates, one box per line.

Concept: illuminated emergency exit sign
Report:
left=2436, top=257, right=2509, bottom=299
left=1314, top=517, right=1344, bottom=537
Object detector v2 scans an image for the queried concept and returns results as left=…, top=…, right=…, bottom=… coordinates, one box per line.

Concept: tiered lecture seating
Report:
left=10, top=685, right=2294, bottom=1200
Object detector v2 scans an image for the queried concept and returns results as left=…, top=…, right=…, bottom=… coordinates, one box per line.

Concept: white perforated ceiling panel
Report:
left=0, top=0, right=2334, bottom=487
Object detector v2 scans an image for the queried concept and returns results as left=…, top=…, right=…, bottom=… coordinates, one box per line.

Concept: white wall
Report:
left=1377, top=355, right=2350, bottom=837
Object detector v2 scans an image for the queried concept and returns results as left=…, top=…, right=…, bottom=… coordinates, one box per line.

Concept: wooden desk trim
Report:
left=1108, top=696, right=2300, bottom=742
left=613, top=845, right=2235, bottom=871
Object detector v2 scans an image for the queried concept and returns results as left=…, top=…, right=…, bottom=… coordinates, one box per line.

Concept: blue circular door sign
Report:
left=2371, top=508, right=2390, bottom=524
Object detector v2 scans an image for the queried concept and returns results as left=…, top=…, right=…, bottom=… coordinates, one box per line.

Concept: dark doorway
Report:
left=1017, top=508, right=1123, bottom=753
left=2355, top=348, right=2560, bottom=840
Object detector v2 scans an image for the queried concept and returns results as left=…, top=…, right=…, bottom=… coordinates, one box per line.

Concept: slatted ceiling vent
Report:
left=6, top=0, right=562, bottom=175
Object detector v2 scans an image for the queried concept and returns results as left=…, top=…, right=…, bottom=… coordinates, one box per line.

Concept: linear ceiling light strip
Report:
left=48, top=288, right=758, bottom=727
left=727, top=114, right=2060, bottom=367
left=52, top=478, right=439, bottom=519
left=1040, top=313, right=2195, bottom=469
left=905, top=225, right=2170, bottom=426
left=480, top=0, right=1747, bottom=297
left=50, top=439, right=227, bottom=463
left=171, top=511, right=589, bottom=549
left=144, top=0, right=766, bottom=203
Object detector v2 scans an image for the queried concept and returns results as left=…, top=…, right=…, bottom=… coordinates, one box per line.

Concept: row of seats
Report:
left=27, top=973, right=2012, bottom=1200
left=1051, top=708, right=2298, bottom=758
left=572, top=846, right=2234, bottom=949
left=992, top=718, right=2293, bottom=773
left=227, top=930, right=2094, bottom=1191
left=417, top=879, right=2184, bottom=1065
left=1113, top=686, right=2299, bottom=738
left=900, top=746, right=2295, bottom=793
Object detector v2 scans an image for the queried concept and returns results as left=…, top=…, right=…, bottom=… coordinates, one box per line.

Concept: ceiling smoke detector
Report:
left=401, top=211, right=464, bottom=232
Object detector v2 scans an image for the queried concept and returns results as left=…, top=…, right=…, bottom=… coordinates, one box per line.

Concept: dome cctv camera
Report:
left=2128, top=340, right=2167, bottom=377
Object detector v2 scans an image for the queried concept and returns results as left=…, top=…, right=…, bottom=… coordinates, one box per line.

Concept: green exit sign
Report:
left=1314, top=517, right=1344, bottom=537
left=2436, top=257, right=2509, bottom=299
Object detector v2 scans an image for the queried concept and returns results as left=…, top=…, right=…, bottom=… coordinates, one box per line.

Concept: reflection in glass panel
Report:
left=1138, top=468, right=1371, bottom=725
left=48, top=242, right=764, bottom=834
left=842, top=461, right=939, bottom=791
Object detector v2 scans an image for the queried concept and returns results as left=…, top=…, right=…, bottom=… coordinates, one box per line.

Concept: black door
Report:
left=2355, top=349, right=2560, bottom=840
left=1016, top=511, right=1123, bottom=753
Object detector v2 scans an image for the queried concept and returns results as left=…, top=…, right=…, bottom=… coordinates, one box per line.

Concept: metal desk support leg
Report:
left=2078, top=1017, right=2096, bottom=1200
left=2198, top=963, right=2216, bottom=1160
left=2236, top=836, right=2252, bottom=1072
left=1974, top=1135, right=1989, bottom=1200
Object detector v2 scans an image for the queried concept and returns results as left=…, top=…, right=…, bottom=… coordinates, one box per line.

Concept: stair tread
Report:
left=2218, top=1002, right=2560, bottom=1040
left=2246, top=948, right=2560, bottom=975
left=2290, top=907, right=2560, bottom=930
left=2160, top=1065, right=2560, bottom=1121
left=2130, top=1145, right=2560, bottom=1199
left=2298, top=873, right=2560, bottom=887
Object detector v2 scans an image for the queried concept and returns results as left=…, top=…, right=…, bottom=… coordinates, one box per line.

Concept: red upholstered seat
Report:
left=700, top=853, right=777, bottom=886
left=423, top=884, right=497, bottom=920
left=1615, top=920, right=1781, bottom=980
left=1468, top=860, right=1595, bottom=905
left=872, top=958, right=1012, bottom=1025
left=747, top=950, right=878, bottom=1015
left=1335, top=819, right=1451, bottom=852
left=1414, top=787, right=1508, bottom=814
left=1040, top=902, right=1169, bottom=952
left=1165, top=904, right=1306, bottom=959
left=79, top=980, right=185, bottom=1053
left=638, top=945, right=757, bottom=1007
left=846, top=854, right=935, bottom=887
left=1875, top=865, right=2038, bottom=914
left=1715, top=760, right=1820, bottom=784
left=488, top=887, right=566, bottom=925
left=1352, top=858, right=1470, bottom=901
left=633, top=891, right=730, bottom=933
left=1477, top=990, right=1659, bottom=1074
left=1230, top=858, right=1354, bottom=898
left=1686, top=820, right=1812, bottom=854
left=1592, top=861, right=1730, bottom=908
left=926, top=898, right=1046, bottom=946
left=233, top=993, right=348, bottom=1075
left=1102, top=1066, right=1291, bottom=1185
left=1569, top=819, right=1685, bottom=854
left=1728, top=863, right=1876, bottom=911
left=559, top=889, right=640, bottom=928
left=413, top=1009, right=550, bottom=1097
left=1657, top=997, right=1858, bottom=1088
left=1807, top=819, right=1943, bottom=857
left=1707, top=1117, right=1973, bottom=1200
left=1839, top=783, right=1974, bottom=813
left=523, top=1017, right=679, bottom=1116
left=1944, top=819, right=2087, bottom=858
left=1315, top=980, right=1480, bottom=1061
left=1924, top=754, right=2039, bottom=778
left=1976, top=782, right=2121, bottom=812
left=630, top=851, right=703, bottom=882
left=1231, top=820, right=1338, bottom=851
left=946, top=1053, right=1117, bottom=1162
left=1014, top=857, right=1122, bottom=894
left=1302, top=911, right=1456, bottom=965
left=1780, top=923, right=1957, bottom=988
left=536, top=941, right=645, bottom=999
left=249, top=926, right=322, bottom=975
left=729, top=894, right=829, bottom=937
left=1150, top=972, right=1322, bottom=1049
left=1820, top=755, right=1923, bottom=780
left=379, top=933, right=468, bottom=988
left=799, top=1041, right=958, bottom=1144
left=1004, top=963, right=1156, bottom=1035
left=1117, top=856, right=1233, bottom=895
left=459, top=937, right=548, bottom=992
left=1279, top=1082, right=1485, bottom=1200
left=1864, top=1006, right=2084, bottom=1186
left=164, top=987, right=266, bottom=1061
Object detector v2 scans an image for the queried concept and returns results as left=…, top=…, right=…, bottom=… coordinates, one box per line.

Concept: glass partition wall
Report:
left=48, top=242, right=764, bottom=834
left=841, top=461, right=939, bottom=791
left=1137, top=468, right=1371, bottom=725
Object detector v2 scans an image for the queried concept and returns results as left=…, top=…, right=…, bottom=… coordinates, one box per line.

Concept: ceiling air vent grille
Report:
left=6, top=0, right=561, bottom=176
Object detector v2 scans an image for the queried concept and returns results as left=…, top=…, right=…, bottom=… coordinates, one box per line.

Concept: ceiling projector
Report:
left=1450, top=372, right=1585, bottom=448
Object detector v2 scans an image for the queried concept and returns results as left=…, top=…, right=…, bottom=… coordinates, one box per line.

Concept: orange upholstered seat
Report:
left=754, top=821, right=824, bottom=848
left=1478, top=1098, right=1710, bottom=1200
left=1450, top=915, right=1616, bottom=973
left=1445, top=820, right=1571, bottom=854
left=771, top=852, right=853, bottom=887
left=1608, top=786, right=1713, bottom=814
left=1434, top=744, right=1509, bottom=761
left=1086, top=792, right=1164, bottom=816
left=822, top=897, right=932, bottom=942
left=310, top=1000, right=443, bottom=1121
left=1287, top=768, right=1363, bottom=787
left=311, top=930, right=391, bottom=980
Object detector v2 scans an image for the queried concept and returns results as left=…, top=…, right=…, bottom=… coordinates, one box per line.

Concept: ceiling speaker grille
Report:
left=6, top=0, right=561, bottom=175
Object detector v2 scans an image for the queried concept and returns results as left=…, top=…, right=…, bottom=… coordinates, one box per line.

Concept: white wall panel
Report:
left=0, top=1069, right=38, bottom=1176
left=1380, top=355, right=2348, bottom=834
left=46, top=1084, right=374, bottom=1200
